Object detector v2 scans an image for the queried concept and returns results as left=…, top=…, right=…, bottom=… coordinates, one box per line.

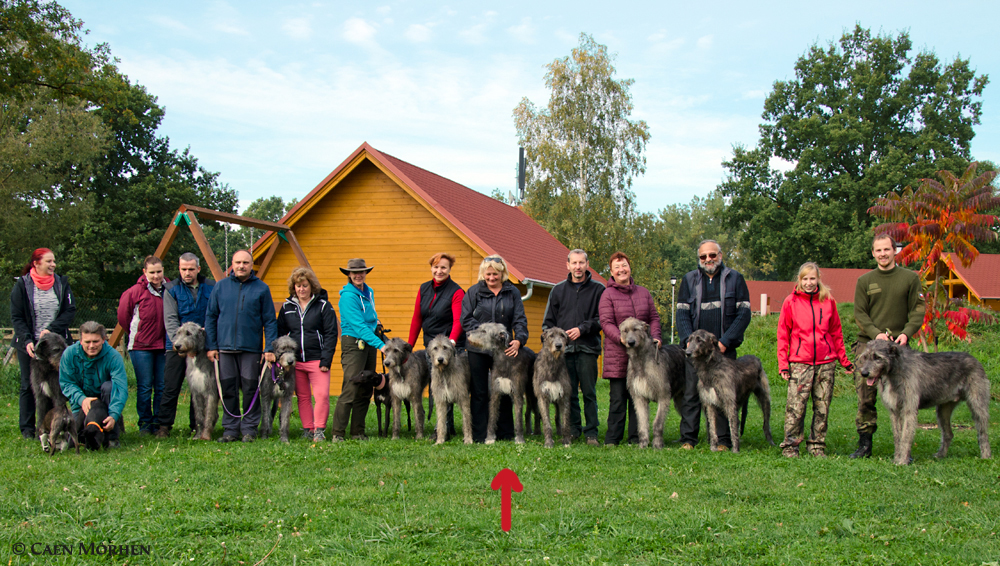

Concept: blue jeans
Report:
left=130, top=350, right=165, bottom=432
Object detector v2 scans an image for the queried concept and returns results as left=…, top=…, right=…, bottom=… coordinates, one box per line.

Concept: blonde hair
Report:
left=287, top=266, right=322, bottom=297
left=477, top=255, right=508, bottom=282
left=794, top=262, right=832, bottom=302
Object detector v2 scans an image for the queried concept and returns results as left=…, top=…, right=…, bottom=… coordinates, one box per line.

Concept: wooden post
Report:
left=186, top=213, right=226, bottom=283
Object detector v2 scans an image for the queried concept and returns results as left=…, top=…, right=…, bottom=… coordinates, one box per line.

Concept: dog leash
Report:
left=213, top=356, right=270, bottom=419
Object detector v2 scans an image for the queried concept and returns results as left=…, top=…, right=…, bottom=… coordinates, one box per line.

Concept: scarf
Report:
left=29, top=267, right=54, bottom=291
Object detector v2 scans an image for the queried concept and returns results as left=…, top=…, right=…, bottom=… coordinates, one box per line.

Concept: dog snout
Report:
left=627, top=338, right=636, bottom=348
left=860, top=369, right=869, bottom=377
left=554, top=342, right=563, bottom=350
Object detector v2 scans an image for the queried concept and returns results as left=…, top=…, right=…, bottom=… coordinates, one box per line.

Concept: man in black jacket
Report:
left=542, top=249, right=604, bottom=446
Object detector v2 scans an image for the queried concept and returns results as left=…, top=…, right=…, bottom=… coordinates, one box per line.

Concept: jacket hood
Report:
left=340, top=282, right=371, bottom=298
left=286, top=288, right=331, bottom=304
left=607, top=277, right=635, bottom=292
left=81, top=342, right=113, bottom=365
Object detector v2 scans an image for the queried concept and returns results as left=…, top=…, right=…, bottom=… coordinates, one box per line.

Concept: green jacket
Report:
left=853, top=265, right=925, bottom=344
left=59, top=342, right=129, bottom=424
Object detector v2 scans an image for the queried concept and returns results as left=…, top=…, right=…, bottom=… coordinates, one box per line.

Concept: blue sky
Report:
left=62, top=1, right=1000, bottom=214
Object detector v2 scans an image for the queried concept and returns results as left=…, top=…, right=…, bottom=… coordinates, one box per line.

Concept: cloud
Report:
left=697, top=34, right=713, bottom=49
left=376, top=6, right=391, bottom=15
left=742, top=89, right=767, bottom=99
left=214, top=23, right=250, bottom=36
left=460, top=23, right=488, bottom=45
left=343, top=17, right=377, bottom=45
left=507, top=17, right=534, bottom=44
left=405, top=23, right=433, bottom=43
left=148, top=15, right=191, bottom=34
left=282, top=18, right=312, bottom=40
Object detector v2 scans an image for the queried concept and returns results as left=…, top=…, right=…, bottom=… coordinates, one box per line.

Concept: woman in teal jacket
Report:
left=329, top=258, right=385, bottom=442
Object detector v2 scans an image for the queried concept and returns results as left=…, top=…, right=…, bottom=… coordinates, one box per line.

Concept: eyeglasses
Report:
left=484, top=256, right=503, bottom=263
left=699, top=253, right=719, bottom=261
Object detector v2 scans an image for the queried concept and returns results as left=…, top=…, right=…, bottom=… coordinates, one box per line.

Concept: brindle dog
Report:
left=533, top=328, right=573, bottom=448
left=619, top=317, right=686, bottom=449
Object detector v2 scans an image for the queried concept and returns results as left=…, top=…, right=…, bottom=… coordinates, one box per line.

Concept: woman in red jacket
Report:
left=776, top=262, right=854, bottom=457
left=117, top=255, right=167, bottom=435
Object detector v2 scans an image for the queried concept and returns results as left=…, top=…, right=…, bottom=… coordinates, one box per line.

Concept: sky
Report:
left=61, top=1, right=1000, bottom=215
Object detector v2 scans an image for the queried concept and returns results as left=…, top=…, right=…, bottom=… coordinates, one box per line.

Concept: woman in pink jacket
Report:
left=117, top=255, right=167, bottom=435
left=776, top=262, right=854, bottom=458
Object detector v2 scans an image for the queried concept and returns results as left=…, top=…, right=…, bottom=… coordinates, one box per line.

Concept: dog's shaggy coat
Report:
left=260, top=336, right=297, bottom=442
left=171, top=322, right=219, bottom=440
left=856, top=340, right=991, bottom=465
left=41, top=403, right=79, bottom=455
left=382, top=338, right=430, bottom=440
left=466, top=323, right=537, bottom=444
left=534, top=328, right=573, bottom=448
left=619, top=317, right=686, bottom=449
left=427, top=335, right=473, bottom=444
left=685, top=329, right=774, bottom=452
left=30, top=333, right=68, bottom=439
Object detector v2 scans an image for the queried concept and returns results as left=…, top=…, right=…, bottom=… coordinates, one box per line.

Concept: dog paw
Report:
left=485, top=438, right=495, bottom=445
left=544, top=439, right=554, bottom=448
left=280, top=435, right=289, bottom=443
left=653, top=439, right=664, bottom=450
left=515, top=437, right=525, bottom=445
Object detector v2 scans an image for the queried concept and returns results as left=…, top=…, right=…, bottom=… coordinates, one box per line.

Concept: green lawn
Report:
left=2, top=314, right=999, bottom=565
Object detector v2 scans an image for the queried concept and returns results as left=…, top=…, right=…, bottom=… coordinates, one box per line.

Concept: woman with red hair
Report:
left=10, top=248, right=76, bottom=440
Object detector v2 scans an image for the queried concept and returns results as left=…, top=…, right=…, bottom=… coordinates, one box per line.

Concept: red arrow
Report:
left=491, top=468, right=523, bottom=532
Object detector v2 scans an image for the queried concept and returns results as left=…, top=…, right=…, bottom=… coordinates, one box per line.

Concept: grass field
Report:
left=2, top=312, right=999, bottom=565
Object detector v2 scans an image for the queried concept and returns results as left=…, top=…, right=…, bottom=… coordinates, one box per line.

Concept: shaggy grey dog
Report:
left=260, top=336, right=298, bottom=442
left=619, top=317, right=686, bottom=449
left=172, top=322, right=218, bottom=440
left=685, top=329, right=774, bottom=453
left=41, top=403, right=78, bottom=456
left=383, top=338, right=430, bottom=440
left=466, top=322, right=537, bottom=445
left=534, top=328, right=573, bottom=448
left=31, top=332, right=68, bottom=442
left=856, top=340, right=991, bottom=465
left=427, top=334, right=473, bottom=444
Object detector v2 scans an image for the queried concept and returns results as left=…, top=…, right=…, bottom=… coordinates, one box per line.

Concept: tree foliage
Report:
left=720, top=25, right=989, bottom=279
left=513, top=33, right=651, bottom=272
left=871, top=163, right=999, bottom=349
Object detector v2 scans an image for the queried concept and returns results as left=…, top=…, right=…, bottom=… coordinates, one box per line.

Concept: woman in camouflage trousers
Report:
left=776, top=263, right=854, bottom=457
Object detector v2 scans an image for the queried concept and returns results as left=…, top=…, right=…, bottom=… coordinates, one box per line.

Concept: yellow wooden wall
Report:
left=258, top=160, right=551, bottom=393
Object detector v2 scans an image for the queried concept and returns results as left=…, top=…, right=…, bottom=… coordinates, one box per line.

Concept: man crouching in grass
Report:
left=59, top=321, right=129, bottom=448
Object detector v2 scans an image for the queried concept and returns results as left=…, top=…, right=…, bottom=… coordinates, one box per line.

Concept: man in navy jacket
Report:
left=206, top=250, right=277, bottom=443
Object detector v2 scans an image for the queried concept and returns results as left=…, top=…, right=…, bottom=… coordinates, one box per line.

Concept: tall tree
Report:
left=513, top=33, right=651, bottom=273
left=719, top=25, right=989, bottom=279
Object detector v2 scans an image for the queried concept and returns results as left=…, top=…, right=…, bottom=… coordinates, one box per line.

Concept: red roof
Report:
left=746, top=267, right=871, bottom=313
left=945, top=253, right=1000, bottom=299
left=273, top=143, right=603, bottom=286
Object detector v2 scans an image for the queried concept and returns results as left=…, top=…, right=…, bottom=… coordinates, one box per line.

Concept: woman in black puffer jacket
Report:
left=276, top=267, right=339, bottom=442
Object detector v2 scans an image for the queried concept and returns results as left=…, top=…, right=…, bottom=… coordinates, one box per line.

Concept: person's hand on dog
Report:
left=26, top=341, right=35, bottom=358
left=103, top=416, right=116, bottom=430
left=875, top=333, right=890, bottom=341
left=207, top=350, right=219, bottom=362
left=780, top=370, right=791, bottom=381
left=717, top=342, right=727, bottom=354
left=505, top=339, right=521, bottom=357
left=82, top=396, right=96, bottom=415
left=894, top=334, right=908, bottom=346
left=566, top=327, right=581, bottom=340
left=654, top=339, right=662, bottom=349
left=844, top=362, right=855, bottom=374
left=263, top=352, right=276, bottom=364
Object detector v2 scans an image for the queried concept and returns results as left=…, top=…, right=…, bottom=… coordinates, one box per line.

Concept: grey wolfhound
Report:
left=260, top=336, right=298, bottom=442
left=427, top=334, right=473, bottom=444
left=382, top=338, right=430, bottom=440
left=31, top=332, right=68, bottom=446
left=619, top=317, right=686, bottom=449
left=856, top=340, right=991, bottom=465
left=534, top=328, right=573, bottom=448
left=41, top=403, right=79, bottom=456
left=466, top=322, right=537, bottom=445
left=685, top=329, right=774, bottom=452
left=171, top=322, right=218, bottom=440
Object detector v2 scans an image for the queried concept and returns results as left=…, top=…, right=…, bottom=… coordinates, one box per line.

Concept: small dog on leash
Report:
left=533, top=328, right=573, bottom=448
left=382, top=338, right=430, bottom=440
left=171, top=322, right=219, bottom=440
left=41, top=403, right=79, bottom=456
left=427, top=334, right=473, bottom=444
left=30, top=333, right=68, bottom=443
left=619, top=317, right=686, bottom=449
left=466, top=322, right=537, bottom=445
left=856, top=340, right=991, bottom=465
left=260, top=336, right=298, bottom=442
left=80, top=399, right=111, bottom=451
left=685, top=329, right=774, bottom=453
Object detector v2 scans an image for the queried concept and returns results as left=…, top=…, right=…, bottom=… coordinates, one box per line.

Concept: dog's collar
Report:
left=86, top=421, right=105, bottom=432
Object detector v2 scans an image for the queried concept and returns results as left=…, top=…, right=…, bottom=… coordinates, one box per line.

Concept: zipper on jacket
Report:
left=810, top=294, right=817, bottom=365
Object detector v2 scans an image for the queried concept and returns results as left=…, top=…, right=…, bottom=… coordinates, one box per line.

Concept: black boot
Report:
left=849, top=433, right=873, bottom=459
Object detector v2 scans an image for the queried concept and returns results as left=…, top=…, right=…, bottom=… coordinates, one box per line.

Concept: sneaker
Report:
left=216, top=435, right=239, bottom=443
left=154, top=427, right=170, bottom=439
left=586, top=437, right=600, bottom=447
left=312, top=428, right=326, bottom=442
left=330, top=435, right=345, bottom=443
left=300, top=428, right=313, bottom=439
left=680, top=443, right=694, bottom=450
left=242, top=434, right=256, bottom=443
left=351, top=434, right=369, bottom=441
left=22, top=430, right=36, bottom=440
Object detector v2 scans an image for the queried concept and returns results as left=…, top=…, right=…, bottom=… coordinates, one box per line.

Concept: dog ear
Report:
left=642, top=321, right=649, bottom=334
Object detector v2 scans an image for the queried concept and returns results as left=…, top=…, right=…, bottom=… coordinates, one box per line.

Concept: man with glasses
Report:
left=675, top=240, right=752, bottom=450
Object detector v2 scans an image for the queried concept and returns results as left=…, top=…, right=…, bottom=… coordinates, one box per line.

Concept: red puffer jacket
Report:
left=599, top=278, right=661, bottom=379
left=117, top=274, right=167, bottom=351
left=776, top=290, right=851, bottom=372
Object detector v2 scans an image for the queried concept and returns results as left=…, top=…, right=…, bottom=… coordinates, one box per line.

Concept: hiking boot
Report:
left=242, top=434, right=256, bottom=443
left=330, top=435, right=345, bottom=443
left=301, top=428, right=313, bottom=439
left=680, top=443, right=694, bottom=450
left=849, top=433, right=873, bottom=459
left=154, top=426, right=170, bottom=439
left=22, top=430, right=36, bottom=440
left=351, top=434, right=369, bottom=441
left=782, top=447, right=799, bottom=458
left=217, top=435, right=239, bottom=443
left=809, top=449, right=826, bottom=458
left=715, top=445, right=730, bottom=452
left=313, top=428, right=326, bottom=442
left=586, top=437, right=600, bottom=447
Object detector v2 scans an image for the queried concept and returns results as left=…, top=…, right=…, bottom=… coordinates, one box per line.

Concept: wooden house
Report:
left=251, top=142, right=604, bottom=392
left=923, top=253, right=1000, bottom=311
left=746, top=268, right=869, bottom=314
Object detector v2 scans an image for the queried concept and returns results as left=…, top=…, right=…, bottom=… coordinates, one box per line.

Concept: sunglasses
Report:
left=484, top=256, right=503, bottom=263
left=699, top=253, right=719, bottom=261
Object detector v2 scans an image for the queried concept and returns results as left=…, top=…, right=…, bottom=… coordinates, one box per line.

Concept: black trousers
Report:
left=679, top=349, right=736, bottom=448
left=605, top=378, right=638, bottom=445
left=17, top=349, right=35, bottom=436
left=159, top=350, right=198, bottom=431
left=566, top=352, right=600, bottom=439
left=468, top=351, right=513, bottom=443
left=218, top=352, right=263, bottom=437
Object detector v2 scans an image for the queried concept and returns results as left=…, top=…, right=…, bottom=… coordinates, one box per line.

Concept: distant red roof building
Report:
left=747, top=268, right=872, bottom=314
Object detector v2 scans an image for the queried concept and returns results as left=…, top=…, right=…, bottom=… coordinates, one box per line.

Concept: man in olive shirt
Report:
left=851, top=234, right=925, bottom=458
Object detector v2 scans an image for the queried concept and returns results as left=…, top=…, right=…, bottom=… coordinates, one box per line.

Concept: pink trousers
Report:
left=295, top=360, right=330, bottom=430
